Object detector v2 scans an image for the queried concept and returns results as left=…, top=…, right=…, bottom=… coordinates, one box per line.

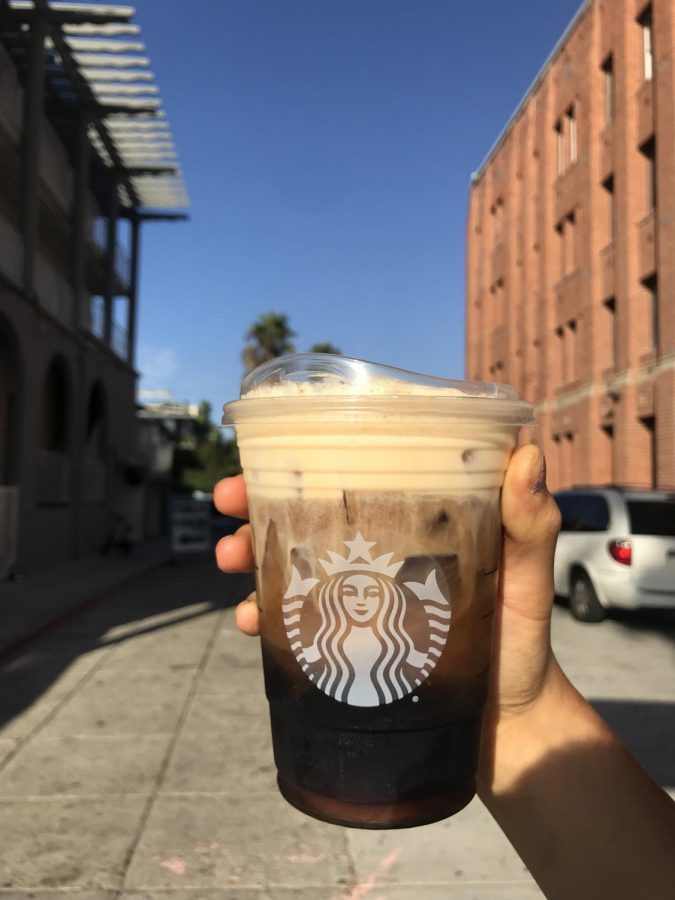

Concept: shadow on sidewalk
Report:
left=0, top=556, right=254, bottom=734
left=589, top=699, right=675, bottom=789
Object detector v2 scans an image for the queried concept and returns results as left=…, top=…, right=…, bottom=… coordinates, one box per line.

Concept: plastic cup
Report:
left=223, top=354, right=533, bottom=828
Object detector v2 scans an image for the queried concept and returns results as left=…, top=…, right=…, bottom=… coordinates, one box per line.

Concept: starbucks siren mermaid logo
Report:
left=282, top=532, right=451, bottom=707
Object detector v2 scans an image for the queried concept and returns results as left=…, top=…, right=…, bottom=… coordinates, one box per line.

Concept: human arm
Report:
left=215, top=446, right=675, bottom=899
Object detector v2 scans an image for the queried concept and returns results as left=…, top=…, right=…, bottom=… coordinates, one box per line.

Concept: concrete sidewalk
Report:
left=0, top=558, right=541, bottom=898
left=0, top=556, right=672, bottom=896
left=0, top=539, right=172, bottom=658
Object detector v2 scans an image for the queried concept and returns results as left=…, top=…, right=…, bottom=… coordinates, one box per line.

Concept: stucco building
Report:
left=466, top=0, right=674, bottom=490
left=0, top=1, right=188, bottom=574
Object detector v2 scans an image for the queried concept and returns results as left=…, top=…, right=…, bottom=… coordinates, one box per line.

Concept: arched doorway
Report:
left=84, top=380, right=108, bottom=502
left=37, top=355, right=71, bottom=504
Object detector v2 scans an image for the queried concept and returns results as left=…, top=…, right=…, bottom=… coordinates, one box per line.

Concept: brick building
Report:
left=466, top=0, right=674, bottom=490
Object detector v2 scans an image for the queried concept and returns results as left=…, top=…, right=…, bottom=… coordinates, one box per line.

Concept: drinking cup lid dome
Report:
left=223, top=354, right=535, bottom=427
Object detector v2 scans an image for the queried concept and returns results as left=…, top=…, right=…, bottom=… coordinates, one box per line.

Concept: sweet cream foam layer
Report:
left=227, top=362, right=529, bottom=499
left=241, top=376, right=471, bottom=399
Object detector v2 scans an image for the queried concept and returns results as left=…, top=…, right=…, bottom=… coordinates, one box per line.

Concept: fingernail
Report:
left=532, top=451, right=547, bottom=494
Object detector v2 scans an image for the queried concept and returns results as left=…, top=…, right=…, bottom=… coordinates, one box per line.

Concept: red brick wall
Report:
left=466, top=0, right=674, bottom=491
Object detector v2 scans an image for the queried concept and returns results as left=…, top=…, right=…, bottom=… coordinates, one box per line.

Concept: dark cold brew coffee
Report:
left=249, top=491, right=501, bottom=828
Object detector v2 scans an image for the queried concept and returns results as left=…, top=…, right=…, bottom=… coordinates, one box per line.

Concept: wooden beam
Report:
left=91, top=84, right=160, bottom=96
left=72, top=53, right=149, bottom=68
left=80, top=67, right=155, bottom=81
left=63, top=22, right=141, bottom=36
left=64, top=37, right=146, bottom=53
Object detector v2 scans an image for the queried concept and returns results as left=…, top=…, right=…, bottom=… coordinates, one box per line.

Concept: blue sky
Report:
left=132, top=0, right=582, bottom=417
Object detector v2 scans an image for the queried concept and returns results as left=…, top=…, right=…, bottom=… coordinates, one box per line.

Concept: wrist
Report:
left=477, top=658, right=614, bottom=804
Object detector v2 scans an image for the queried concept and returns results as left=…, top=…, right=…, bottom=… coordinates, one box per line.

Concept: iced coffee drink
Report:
left=223, top=354, right=532, bottom=828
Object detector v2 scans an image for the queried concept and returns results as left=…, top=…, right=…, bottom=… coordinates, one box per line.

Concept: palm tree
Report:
left=308, top=342, right=342, bottom=355
left=242, top=312, right=296, bottom=374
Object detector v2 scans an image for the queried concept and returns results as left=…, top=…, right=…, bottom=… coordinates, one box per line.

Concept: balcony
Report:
left=85, top=207, right=131, bottom=294
left=39, top=118, right=73, bottom=213
left=35, top=254, right=74, bottom=329
left=112, top=319, right=129, bottom=360
left=599, top=242, right=615, bottom=301
left=88, top=295, right=131, bottom=363
left=0, top=210, right=23, bottom=288
left=637, top=212, right=656, bottom=280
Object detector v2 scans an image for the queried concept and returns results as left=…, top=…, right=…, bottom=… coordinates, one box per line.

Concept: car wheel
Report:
left=569, top=571, right=606, bottom=623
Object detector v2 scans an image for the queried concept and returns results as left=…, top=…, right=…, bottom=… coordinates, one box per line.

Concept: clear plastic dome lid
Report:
left=239, top=353, right=518, bottom=400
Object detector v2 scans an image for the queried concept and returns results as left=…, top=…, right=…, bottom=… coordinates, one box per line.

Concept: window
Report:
left=602, top=54, right=614, bottom=122
left=491, top=197, right=505, bottom=244
left=627, top=498, right=675, bottom=536
left=556, top=211, right=576, bottom=278
left=602, top=174, right=615, bottom=243
left=603, top=297, right=617, bottom=368
left=640, top=136, right=656, bottom=210
left=642, top=274, right=659, bottom=351
left=639, top=5, right=653, bottom=81
left=555, top=120, right=564, bottom=175
left=556, top=494, right=610, bottom=532
left=554, top=105, right=578, bottom=174
left=567, top=319, right=578, bottom=382
left=566, top=106, right=577, bottom=164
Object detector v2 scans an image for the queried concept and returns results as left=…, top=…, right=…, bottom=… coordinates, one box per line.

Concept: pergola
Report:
left=0, top=0, right=189, bottom=363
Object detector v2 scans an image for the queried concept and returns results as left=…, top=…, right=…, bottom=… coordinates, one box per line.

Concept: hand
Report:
left=213, top=444, right=562, bottom=793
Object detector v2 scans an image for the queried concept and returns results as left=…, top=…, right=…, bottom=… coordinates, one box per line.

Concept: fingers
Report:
left=236, top=592, right=260, bottom=636
left=214, top=475, right=249, bottom=519
left=215, top=523, right=255, bottom=572
left=500, top=444, right=561, bottom=623
left=214, top=476, right=259, bottom=637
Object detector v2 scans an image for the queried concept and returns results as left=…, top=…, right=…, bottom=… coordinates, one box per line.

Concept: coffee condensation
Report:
left=223, top=354, right=533, bottom=828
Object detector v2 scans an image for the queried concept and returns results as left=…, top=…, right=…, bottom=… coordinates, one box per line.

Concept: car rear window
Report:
left=627, top=500, right=675, bottom=536
left=556, top=494, right=610, bottom=532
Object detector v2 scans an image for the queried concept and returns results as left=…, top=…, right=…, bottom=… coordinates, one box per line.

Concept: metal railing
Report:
left=89, top=295, right=105, bottom=339
left=112, top=318, right=129, bottom=360
left=39, top=118, right=73, bottom=212
left=34, top=254, right=74, bottom=328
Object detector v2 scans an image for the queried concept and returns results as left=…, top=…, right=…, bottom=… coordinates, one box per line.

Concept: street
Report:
left=0, top=556, right=673, bottom=897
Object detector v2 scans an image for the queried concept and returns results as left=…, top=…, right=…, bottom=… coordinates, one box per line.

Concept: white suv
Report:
left=553, top=488, right=675, bottom=621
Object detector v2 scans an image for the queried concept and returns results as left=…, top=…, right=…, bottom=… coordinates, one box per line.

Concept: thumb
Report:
left=500, top=445, right=561, bottom=623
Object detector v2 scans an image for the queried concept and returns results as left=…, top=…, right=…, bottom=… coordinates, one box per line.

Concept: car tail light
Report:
left=608, top=539, right=632, bottom=565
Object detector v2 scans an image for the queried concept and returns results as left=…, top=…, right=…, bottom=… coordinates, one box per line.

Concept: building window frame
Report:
left=566, top=105, right=577, bottom=164
left=602, top=174, right=615, bottom=243
left=601, top=54, right=614, bottom=123
left=642, top=273, right=659, bottom=353
left=639, top=136, right=656, bottom=212
left=638, top=5, right=653, bottom=82
left=603, top=296, right=617, bottom=369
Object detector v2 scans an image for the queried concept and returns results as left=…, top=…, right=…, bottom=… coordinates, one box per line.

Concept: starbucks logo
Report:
left=282, top=532, right=451, bottom=707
